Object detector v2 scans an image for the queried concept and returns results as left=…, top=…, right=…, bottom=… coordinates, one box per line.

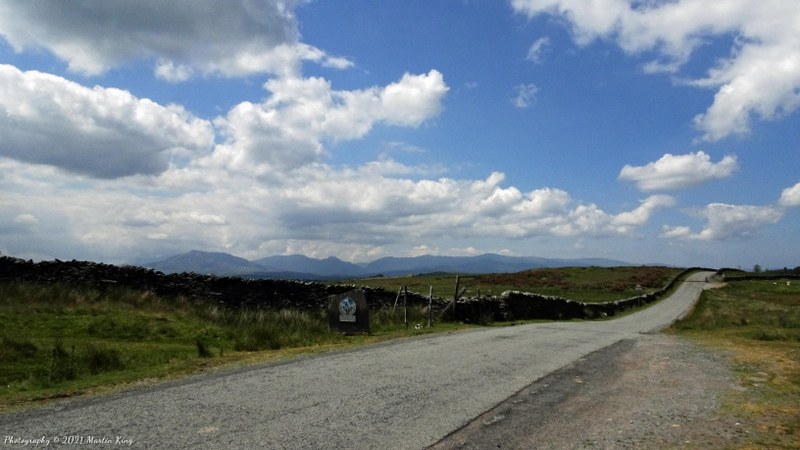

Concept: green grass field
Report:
left=0, top=280, right=460, bottom=410
left=672, top=278, right=800, bottom=448
left=340, top=265, right=682, bottom=302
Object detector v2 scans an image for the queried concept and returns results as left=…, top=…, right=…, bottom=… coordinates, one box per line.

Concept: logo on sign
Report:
left=339, top=296, right=357, bottom=322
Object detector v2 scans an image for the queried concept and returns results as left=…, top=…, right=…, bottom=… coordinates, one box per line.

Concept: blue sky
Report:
left=0, top=0, right=798, bottom=269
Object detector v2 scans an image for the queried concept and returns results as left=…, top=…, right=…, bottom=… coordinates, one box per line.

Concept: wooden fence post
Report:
left=392, top=286, right=402, bottom=313
left=427, top=286, right=433, bottom=327
left=403, top=285, right=408, bottom=328
left=453, top=275, right=460, bottom=319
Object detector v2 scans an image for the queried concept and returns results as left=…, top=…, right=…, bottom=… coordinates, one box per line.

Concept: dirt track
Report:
left=430, top=333, right=750, bottom=449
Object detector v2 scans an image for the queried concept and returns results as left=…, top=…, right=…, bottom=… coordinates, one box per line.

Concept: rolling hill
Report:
left=143, top=250, right=635, bottom=279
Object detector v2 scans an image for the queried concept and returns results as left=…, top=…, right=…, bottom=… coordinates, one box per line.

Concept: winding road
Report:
left=0, top=271, right=713, bottom=449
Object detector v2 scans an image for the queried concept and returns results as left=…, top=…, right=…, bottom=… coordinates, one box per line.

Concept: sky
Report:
left=0, top=0, right=799, bottom=269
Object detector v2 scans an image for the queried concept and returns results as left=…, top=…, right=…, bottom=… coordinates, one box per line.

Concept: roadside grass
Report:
left=0, top=280, right=468, bottom=411
left=0, top=266, right=686, bottom=412
left=671, top=279, right=800, bottom=448
left=341, top=266, right=682, bottom=303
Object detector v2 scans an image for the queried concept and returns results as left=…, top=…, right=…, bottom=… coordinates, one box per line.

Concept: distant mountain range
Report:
left=142, top=250, right=635, bottom=280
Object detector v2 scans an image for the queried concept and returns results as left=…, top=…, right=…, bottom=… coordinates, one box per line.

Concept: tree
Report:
left=753, top=264, right=762, bottom=273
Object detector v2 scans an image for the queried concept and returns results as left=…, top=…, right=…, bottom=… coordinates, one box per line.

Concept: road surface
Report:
left=0, top=271, right=713, bottom=449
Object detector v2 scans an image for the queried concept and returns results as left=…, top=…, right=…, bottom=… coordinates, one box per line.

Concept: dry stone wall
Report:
left=0, top=256, right=707, bottom=323
left=716, top=271, right=800, bottom=282
left=445, top=267, right=707, bottom=322
left=0, top=256, right=431, bottom=311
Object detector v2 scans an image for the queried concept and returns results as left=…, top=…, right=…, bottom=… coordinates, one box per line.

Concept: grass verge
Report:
left=671, top=279, right=800, bottom=448
left=0, top=280, right=472, bottom=412
left=0, top=267, right=695, bottom=413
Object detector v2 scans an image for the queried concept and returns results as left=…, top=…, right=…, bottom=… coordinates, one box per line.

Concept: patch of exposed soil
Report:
left=430, top=334, right=752, bottom=449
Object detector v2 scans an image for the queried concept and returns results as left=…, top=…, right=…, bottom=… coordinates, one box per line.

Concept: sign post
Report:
left=328, top=289, right=370, bottom=334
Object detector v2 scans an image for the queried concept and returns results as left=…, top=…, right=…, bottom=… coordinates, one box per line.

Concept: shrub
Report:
left=750, top=327, right=789, bottom=342
left=49, top=341, right=76, bottom=383
left=195, top=338, right=211, bottom=357
left=84, top=345, right=125, bottom=374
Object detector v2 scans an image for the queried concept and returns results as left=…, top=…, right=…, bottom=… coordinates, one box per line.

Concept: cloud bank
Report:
left=0, top=0, right=348, bottom=79
left=0, top=155, right=677, bottom=262
left=662, top=181, right=800, bottom=241
left=0, top=64, right=214, bottom=178
left=662, top=203, right=784, bottom=241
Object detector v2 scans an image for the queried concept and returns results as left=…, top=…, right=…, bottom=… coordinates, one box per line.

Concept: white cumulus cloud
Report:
left=0, top=0, right=349, bottom=79
left=662, top=203, right=784, bottom=241
left=212, top=70, right=449, bottom=173
left=612, top=195, right=676, bottom=228
left=662, top=180, right=800, bottom=241
left=779, top=182, right=800, bottom=207
left=0, top=65, right=214, bottom=178
left=511, top=0, right=800, bottom=141
left=618, top=151, right=738, bottom=191
left=470, top=179, right=673, bottom=239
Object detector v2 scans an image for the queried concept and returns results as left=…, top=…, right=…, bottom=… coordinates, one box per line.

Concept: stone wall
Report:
left=0, top=256, right=707, bottom=323
left=717, top=272, right=800, bottom=282
left=445, top=267, right=707, bottom=322
left=0, top=256, right=432, bottom=311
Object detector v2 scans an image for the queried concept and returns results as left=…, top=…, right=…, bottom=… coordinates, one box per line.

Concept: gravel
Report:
left=429, top=334, right=749, bottom=449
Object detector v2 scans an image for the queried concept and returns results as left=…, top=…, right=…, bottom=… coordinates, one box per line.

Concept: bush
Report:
left=195, top=338, right=213, bottom=358
left=84, top=345, right=125, bottom=374
left=749, top=327, right=800, bottom=342
left=49, top=341, right=76, bottom=383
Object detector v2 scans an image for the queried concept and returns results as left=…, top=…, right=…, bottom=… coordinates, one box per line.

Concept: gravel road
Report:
left=0, top=272, right=713, bottom=449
